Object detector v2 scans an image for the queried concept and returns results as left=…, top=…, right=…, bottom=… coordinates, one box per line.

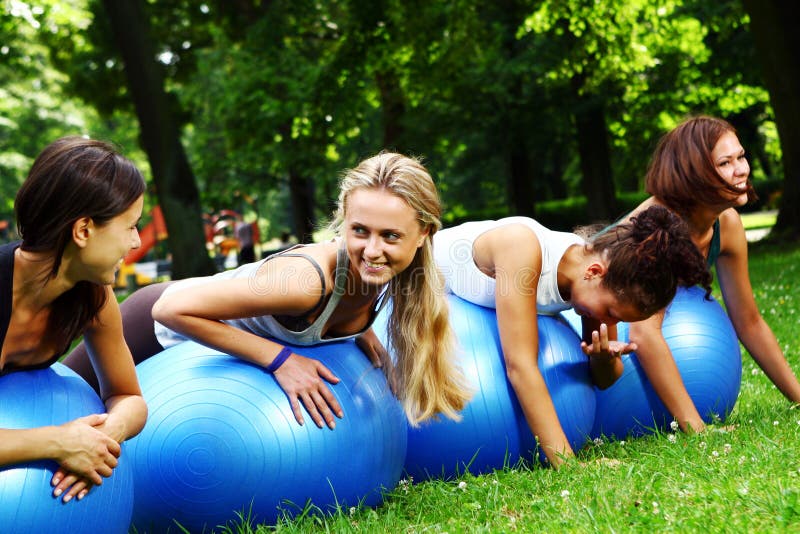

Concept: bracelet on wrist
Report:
left=265, top=346, right=293, bottom=373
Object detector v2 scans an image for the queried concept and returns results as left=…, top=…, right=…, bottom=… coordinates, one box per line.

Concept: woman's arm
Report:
left=47, top=287, right=148, bottom=502
left=0, top=416, right=119, bottom=474
left=483, top=224, right=573, bottom=467
left=151, top=252, right=343, bottom=429
left=1, top=414, right=121, bottom=502
left=84, top=287, right=148, bottom=443
left=627, top=310, right=705, bottom=432
left=355, top=327, right=388, bottom=368
left=717, top=210, right=800, bottom=403
left=581, top=321, right=627, bottom=389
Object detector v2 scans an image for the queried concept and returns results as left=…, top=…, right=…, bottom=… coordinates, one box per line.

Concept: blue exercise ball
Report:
left=129, top=339, right=406, bottom=532
left=0, top=363, right=134, bottom=534
left=561, top=285, right=742, bottom=439
left=373, top=294, right=595, bottom=480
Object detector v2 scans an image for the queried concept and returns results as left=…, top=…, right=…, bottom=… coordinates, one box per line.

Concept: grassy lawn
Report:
left=740, top=210, right=778, bottom=230
left=179, top=239, right=799, bottom=532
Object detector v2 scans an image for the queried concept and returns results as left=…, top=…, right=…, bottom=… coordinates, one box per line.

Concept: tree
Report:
left=100, top=0, right=216, bottom=276
left=0, top=2, right=102, bottom=221
left=741, top=0, right=800, bottom=238
left=519, top=0, right=695, bottom=220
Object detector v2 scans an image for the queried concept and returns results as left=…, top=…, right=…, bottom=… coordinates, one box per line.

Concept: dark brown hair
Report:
left=645, top=115, right=757, bottom=216
left=14, top=136, right=146, bottom=352
left=589, top=205, right=712, bottom=315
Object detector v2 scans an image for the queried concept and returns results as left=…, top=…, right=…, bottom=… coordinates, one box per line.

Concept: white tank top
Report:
left=433, top=217, right=584, bottom=314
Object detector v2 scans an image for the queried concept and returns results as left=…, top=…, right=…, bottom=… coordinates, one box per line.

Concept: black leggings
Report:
left=63, top=281, right=172, bottom=393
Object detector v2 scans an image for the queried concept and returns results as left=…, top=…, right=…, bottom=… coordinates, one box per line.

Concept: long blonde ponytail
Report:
left=331, top=152, right=471, bottom=424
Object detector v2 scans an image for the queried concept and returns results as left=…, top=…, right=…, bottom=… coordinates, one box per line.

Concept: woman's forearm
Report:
left=154, top=309, right=286, bottom=369
left=629, top=323, right=705, bottom=432
left=505, top=363, right=573, bottom=467
left=0, top=427, right=61, bottom=467
left=738, top=317, right=800, bottom=403
left=589, top=354, right=624, bottom=389
left=102, top=394, right=148, bottom=443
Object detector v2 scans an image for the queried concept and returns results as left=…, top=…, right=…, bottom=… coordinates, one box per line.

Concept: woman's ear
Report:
left=71, top=217, right=94, bottom=248
left=417, top=225, right=431, bottom=248
left=584, top=261, right=607, bottom=280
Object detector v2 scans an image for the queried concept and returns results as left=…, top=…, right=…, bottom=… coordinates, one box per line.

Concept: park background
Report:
left=3, top=1, right=800, bottom=532
left=2, top=0, right=799, bottom=276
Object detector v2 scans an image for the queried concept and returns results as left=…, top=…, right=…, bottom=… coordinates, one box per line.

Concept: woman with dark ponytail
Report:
left=614, top=115, right=800, bottom=433
left=1, top=137, right=147, bottom=503
left=434, top=205, right=710, bottom=466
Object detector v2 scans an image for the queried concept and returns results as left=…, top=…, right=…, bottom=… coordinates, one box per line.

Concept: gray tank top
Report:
left=154, top=241, right=388, bottom=348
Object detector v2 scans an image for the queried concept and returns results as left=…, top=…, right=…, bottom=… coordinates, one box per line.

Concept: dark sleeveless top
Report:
left=707, top=219, right=721, bottom=267
left=0, top=241, right=64, bottom=376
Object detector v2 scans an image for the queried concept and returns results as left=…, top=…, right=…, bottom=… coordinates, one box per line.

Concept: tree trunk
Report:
left=375, top=70, right=407, bottom=151
left=572, top=90, right=618, bottom=222
left=508, top=139, right=536, bottom=218
left=101, top=0, right=216, bottom=276
left=287, top=169, right=316, bottom=244
left=741, top=0, right=800, bottom=239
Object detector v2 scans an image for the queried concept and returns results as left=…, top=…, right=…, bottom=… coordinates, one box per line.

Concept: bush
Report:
left=443, top=183, right=781, bottom=231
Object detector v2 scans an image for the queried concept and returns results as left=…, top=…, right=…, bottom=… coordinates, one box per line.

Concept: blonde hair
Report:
left=331, top=152, right=472, bottom=424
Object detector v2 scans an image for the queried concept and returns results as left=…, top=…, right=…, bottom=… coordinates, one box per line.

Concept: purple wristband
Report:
left=265, top=346, right=293, bottom=373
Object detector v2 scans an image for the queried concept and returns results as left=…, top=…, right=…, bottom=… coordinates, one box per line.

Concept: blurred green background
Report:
left=2, top=0, right=797, bottom=277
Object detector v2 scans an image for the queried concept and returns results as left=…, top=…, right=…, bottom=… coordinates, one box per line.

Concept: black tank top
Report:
left=0, top=242, right=64, bottom=376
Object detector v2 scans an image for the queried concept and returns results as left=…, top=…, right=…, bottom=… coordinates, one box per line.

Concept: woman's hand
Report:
left=51, top=472, right=94, bottom=503
left=273, top=353, right=343, bottom=429
left=581, top=323, right=637, bottom=361
left=355, top=328, right=388, bottom=367
left=50, top=414, right=121, bottom=502
left=582, top=323, right=632, bottom=389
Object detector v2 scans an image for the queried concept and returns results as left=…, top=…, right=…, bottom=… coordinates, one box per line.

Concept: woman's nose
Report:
left=735, top=156, right=750, bottom=176
left=364, top=235, right=382, bottom=258
left=131, top=229, right=142, bottom=249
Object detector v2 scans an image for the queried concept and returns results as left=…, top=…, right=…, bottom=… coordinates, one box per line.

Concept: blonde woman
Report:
left=66, top=153, right=470, bottom=428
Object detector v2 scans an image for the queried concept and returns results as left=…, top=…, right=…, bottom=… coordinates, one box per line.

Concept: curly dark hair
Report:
left=588, top=205, right=712, bottom=316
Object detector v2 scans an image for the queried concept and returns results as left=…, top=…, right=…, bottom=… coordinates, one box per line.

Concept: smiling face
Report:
left=78, top=195, right=144, bottom=285
left=344, top=188, right=428, bottom=288
left=712, top=131, right=750, bottom=207
left=570, top=276, right=650, bottom=325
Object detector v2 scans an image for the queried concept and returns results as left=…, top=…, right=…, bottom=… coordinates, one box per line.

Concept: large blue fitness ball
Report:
left=563, top=285, right=742, bottom=439
left=374, top=294, right=595, bottom=480
left=129, top=339, right=406, bottom=532
left=0, top=363, right=134, bottom=534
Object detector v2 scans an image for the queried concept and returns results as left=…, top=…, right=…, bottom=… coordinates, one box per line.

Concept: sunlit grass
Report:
left=740, top=210, right=777, bottom=230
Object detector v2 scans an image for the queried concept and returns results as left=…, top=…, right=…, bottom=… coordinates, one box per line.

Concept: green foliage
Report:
left=0, top=1, right=85, bottom=218
left=175, top=1, right=383, bottom=224
left=2, top=0, right=790, bottom=236
left=0, top=0, right=150, bottom=223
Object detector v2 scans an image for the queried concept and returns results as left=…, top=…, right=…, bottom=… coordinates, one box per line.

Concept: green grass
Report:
left=150, top=240, right=800, bottom=534
left=740, top=210, right=778, bottom=231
